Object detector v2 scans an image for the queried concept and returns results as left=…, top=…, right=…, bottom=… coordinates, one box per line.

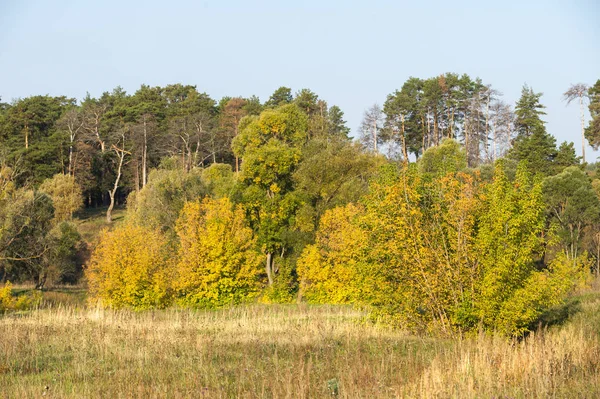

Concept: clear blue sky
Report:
left=1, top=0, right=599, bottom=157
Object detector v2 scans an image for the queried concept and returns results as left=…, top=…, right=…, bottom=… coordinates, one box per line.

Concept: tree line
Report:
left=1, top=75, right=600, bottom=335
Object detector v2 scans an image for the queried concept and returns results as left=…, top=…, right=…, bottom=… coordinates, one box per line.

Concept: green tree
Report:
left=418, top=138, right=467, bottom=178
left=509, top=86, right=557, bottom=175
left=514, top=85, right=546, bottom=137
left=39, top=174, right=83, bottom=222
left=585, top=80, right=600, bottom=149
left=543, top=166, right=600, bottom=260
left=233, top=104, right=308, bottom=285
left=265, top=87, right=292, bottom=108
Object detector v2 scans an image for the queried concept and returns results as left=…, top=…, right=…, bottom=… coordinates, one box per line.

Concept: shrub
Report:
left=86, top=224, right=173, bottom=309
left=175, top=197, right=264, bottom=308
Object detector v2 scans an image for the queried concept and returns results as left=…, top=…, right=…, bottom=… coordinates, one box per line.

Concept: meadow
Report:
left=1, top=286, right=599, bottom=398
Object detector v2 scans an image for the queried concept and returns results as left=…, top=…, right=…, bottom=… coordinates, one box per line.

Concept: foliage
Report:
left=0, top=281, right=42, bottom=312
left=39, top=173, right=83, bottom=221
left=297, top=203, right=370, bottom=304
left=44, top=222, right=85, bottom=285
left=585, top=79, right=600, bottom=149
left=299, top=162, right=588, bottom=335
left=418, top=138, right=467, bottom=178
left=543, top=166, right=600, bottom=260
left=126, top=168, right=206, bottom=231
left=86, top=223, right=172, bottom=309
left=175, top=198, right=264, bottom=308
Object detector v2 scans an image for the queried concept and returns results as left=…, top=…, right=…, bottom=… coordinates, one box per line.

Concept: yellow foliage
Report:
left=86, top=224, right=173, bottom=310
left=0, top=282, right=42, bottom=312
left=175, top=197, right=264, bottom=308
left=297, top=203, right=371, bottom=304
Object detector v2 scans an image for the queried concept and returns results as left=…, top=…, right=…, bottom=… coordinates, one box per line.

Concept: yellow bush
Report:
left=297, top=203, right=371, bottom=304
left=86, top=224, right=172, bottom=309
left=175, top=198, right=264, bottom=308
left=0, top=282, right=42, bottom=312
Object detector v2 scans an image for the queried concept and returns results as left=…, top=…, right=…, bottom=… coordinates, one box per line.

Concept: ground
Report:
left=0, top=286, right=599, bottom=398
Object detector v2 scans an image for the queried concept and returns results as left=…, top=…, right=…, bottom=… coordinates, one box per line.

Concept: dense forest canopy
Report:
left=2, top=74, right=600, bottom=335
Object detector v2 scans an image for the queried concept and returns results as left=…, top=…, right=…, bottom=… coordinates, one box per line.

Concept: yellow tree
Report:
left=86, top=224, right=172, bottom=309
left=297, top=203, right=370, bottom=304
left=175, top=197, right=264, bottom=308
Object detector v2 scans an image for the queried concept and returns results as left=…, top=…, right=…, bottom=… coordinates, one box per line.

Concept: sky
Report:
left=1, top=0, right=599, bottom=158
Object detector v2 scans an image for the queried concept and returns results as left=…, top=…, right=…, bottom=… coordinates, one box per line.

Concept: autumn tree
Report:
left=175, top=198, right=263, bottom=308
left=86, top=223, right=172, bottom=309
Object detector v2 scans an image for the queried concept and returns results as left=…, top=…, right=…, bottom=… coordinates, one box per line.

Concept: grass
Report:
left=1, top=289, right=600, bottom=398
left=73, top=206, right=126, bottom=244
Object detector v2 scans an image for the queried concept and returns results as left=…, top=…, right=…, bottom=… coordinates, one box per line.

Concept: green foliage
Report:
left=543, top=166, right=600, bottom=259
left=418, top=139, right=467, bottom=177
left=514, top=84, right=546, bottom=137
left=585, top=80, right=600, bottom=149
left=44, top=222, right=85, bottom=285
left=127, top=168, right=207, bottom=231
left=39, top=174, right=83, bottom=221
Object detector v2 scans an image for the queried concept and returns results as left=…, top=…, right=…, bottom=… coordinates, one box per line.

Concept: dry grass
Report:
left=0, top=294, right=599, bottom=398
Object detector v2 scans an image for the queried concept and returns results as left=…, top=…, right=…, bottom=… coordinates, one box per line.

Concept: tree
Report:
left=514, top=85, right=546, bottom=137
left=359, top=104, right=384, bottom=153
left=509, top=86, right=557, bottom=174
left=220, top=97, right=248, bottom=172
left=233, top=104, right=308, bottom=285
left=265, top=87, right=292, bottom=108
left=126, top=167, right=206, bottom=232
left=563, top=83, right=590, bottom=163
left=297, top=203, right=369, bottom=303
left=327, top=105, right=350, bottom=139
left=585, top=80, right=600, bottom=149
left=543, top=166, right=600, bottom=260
left=39, top=174, right=83, bottom=222
left=56, top=107, right=84, bottom=176
left=175, top=198, right=263, bottom=308
left=86, top=223, right=172, bottom=309
left=554, top=141, right=580, bottom=172
left=418, top=139, right=467, bottom=178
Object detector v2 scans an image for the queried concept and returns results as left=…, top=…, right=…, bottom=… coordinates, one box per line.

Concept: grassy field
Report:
left=1, top=288, right=599, bottom=398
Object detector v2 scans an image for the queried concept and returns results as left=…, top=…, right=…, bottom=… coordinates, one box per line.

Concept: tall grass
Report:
left=1, top=294, right=599, bottom=398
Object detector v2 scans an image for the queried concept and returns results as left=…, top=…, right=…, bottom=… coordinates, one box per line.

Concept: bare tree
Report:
left=489, top=100, right=514, bottom=161
left=82, top=102, right=108, bottom=153
left=56, top=108, right=84, bottom=176
left=359, top=104, right=384, bottom=153
left=563, top=83, right=590, bottom=163
left=106, top=129, right=131, bottom=223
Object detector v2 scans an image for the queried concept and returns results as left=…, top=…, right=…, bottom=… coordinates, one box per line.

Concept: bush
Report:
left=86, top=224, right=173, bottom=309
left=175, top=198, right=264, bottom=308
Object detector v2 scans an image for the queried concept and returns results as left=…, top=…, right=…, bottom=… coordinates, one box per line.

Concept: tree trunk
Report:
left=401, top=115, right=408, bottom=163
left=265, top=252, right=273, bottom=285
left=580, top=96, right=586, bottom=163
left=107, top=145, right=126, bottom=223
left=373, top=119, right=378, bottom=153
left=142, top=116, right=148, bottom=187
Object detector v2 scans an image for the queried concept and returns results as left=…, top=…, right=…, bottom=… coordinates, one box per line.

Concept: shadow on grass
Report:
left=533, top=297, right=583, bottom=330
